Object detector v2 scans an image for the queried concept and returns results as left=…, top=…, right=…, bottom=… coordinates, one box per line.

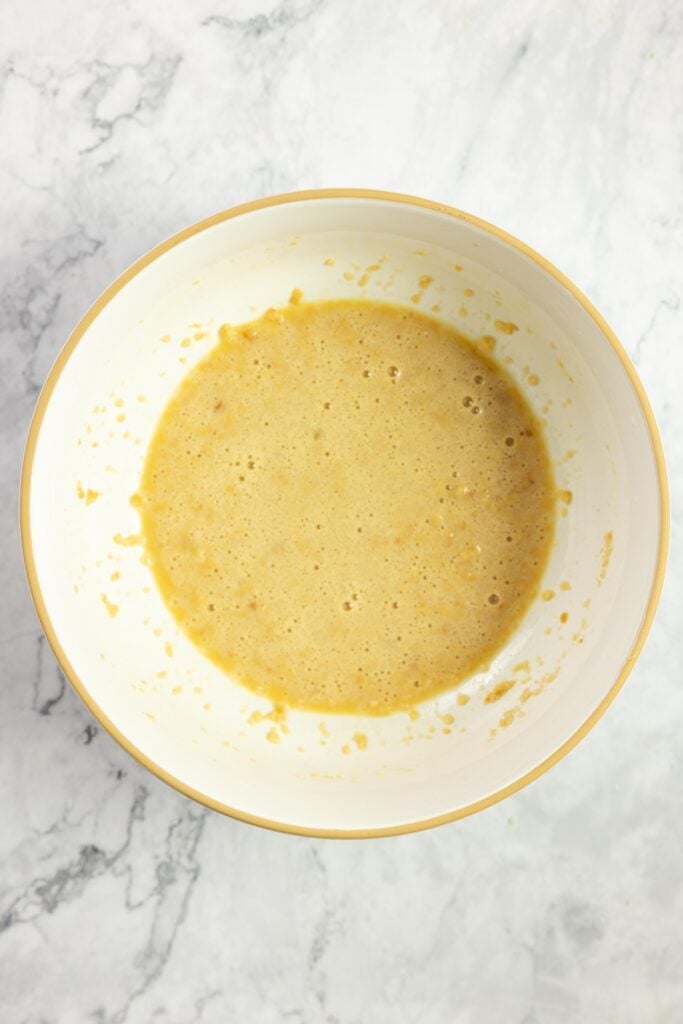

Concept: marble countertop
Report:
left=1, top=2, right=681, bottom=1021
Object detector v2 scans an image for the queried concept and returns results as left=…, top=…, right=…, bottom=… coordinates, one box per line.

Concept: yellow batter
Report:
left=137, top=299, right=555, bottom=715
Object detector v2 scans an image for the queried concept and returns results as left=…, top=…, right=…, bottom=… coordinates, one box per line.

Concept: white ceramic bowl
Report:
left=21, top=190, right=668, bottom=837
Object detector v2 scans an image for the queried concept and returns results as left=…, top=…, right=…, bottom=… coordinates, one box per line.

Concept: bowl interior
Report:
left=24, top=194, right=665, bottom=834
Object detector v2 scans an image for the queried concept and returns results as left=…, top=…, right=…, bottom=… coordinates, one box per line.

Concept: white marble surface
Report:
left=1, top=1, right=681, bottom=1020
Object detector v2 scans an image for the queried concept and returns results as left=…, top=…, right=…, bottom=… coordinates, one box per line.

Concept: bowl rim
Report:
left=20, top=188, right=670, bottom=838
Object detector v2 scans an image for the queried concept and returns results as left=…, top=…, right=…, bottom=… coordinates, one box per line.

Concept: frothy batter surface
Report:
left=138, top=300, right=554, bottom=714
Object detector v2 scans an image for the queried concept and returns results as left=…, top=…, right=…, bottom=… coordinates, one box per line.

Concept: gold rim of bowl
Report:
left=20, top=189, right=670, bottom=839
